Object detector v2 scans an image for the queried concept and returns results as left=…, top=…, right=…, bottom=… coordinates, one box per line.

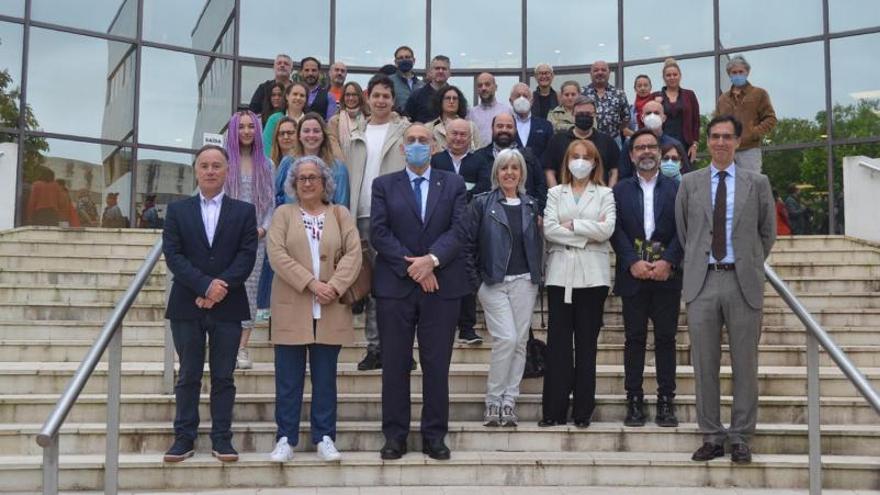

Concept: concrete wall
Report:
left=843, top=155, right=880, bottom=243
left=0, top=143, right=17, bottom=230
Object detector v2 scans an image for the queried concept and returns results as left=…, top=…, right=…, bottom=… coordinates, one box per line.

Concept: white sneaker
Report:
left=317, top=435, right=341, bottom=461
left=236, top=347, right=252, bottom=369
left=269, top=436, right=293, bottom=462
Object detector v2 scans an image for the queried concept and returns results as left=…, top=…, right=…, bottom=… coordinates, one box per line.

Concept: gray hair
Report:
left=573, top=94, right=596, bottom=108
left=284, top=155, right=337, bottom=204
left=726, top=55, right=750, bottom=73
left=490, top=149, right=528, bottom=194
left=535, top=63, right=554, bottom=74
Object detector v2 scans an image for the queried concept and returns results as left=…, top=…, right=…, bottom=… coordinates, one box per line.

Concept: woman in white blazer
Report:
left=540, top=138, right=616, bottom=428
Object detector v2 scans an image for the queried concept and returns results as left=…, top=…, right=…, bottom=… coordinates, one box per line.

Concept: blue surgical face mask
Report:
left=660, top=160, right=681, bottom=181
left=404, top=142, right=431, bottom=166
left=730, top=74, right=748, bottom=87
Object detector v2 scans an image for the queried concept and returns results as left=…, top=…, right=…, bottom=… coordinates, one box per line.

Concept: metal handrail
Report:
left=36, top=238, right=164, bottom=495
left=763, top=262, right=880, bottom=495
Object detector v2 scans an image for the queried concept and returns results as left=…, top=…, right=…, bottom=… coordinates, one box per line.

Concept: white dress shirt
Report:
left=199, top=190, right=224, bottom=246
left=515, top=112, right=532, bottom=148
left=637, top=171, right=658, bottom=240
left=405, top=166, right=431, bottom=221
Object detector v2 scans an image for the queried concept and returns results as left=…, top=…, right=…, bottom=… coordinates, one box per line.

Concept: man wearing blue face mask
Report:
left=370, top=124, right=469, bottom=461
left=390, top=45, right=424, bottom=115
left=715, top=55, right=777, bottom=173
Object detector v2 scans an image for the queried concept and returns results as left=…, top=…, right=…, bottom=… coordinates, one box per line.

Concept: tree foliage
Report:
left=0, top=68, right=49, bottom=182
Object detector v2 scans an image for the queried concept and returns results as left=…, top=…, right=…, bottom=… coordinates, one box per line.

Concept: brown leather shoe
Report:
left=730, top=443, right=752, bottom=464
left=691, top=442, right=724, bottom=461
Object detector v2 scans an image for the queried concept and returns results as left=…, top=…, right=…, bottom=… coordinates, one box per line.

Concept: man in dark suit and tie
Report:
left=161, top=144, right=258, bottom=463
left=675, top=115, right=775, bottom=464
left=371, top=124, right=469, bottom=460
left=611, top=128, right=683, bottom=428
left=510, top=83, right=553, bottom=160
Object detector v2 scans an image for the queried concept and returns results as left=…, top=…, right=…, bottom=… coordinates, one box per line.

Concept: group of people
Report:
left=159, top=47, right=777, bottom=468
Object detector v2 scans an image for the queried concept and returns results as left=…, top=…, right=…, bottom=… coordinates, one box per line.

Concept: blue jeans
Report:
left=170, top=316, right=241, bottom=444
left=256, top=246, right=272, bottom=310
left=274, top=340, right=341, bottom=445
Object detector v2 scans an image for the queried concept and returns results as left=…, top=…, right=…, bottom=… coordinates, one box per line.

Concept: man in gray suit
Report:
left=674, top=115, right=775, bottom=464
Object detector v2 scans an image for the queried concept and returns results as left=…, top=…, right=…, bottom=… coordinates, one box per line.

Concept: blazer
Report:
left=346, top=117, right=410, bottom=217
left=163, top=194, right=258, bottom=321
left=267, top=204, right=362, bottom=345
left=472, top=144, right=548, bottom=212
left=675, top=165, right=776, bottom=309
left=543, top=183, right=616, bottom=303
left=610, top=173, right=683, bottom=297
left=370, top=168, right=469, bottom=300
left=430, top=150, right=485, bottom=199
left=515, top=115, right=553, bottom=160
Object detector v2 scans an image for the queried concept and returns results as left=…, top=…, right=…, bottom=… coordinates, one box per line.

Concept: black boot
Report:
left=623, top=395, right=647, bottom=426
left=655, top=395, right=679, bottom=427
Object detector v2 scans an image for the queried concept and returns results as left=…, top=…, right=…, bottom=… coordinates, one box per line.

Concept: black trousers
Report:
left=621, top=284, right=681, bottom=398
left=541, top=285, right=609, bottom=423
left=458, top=292, right=477, bottom=332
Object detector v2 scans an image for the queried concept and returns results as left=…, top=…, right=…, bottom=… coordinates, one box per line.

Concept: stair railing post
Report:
left=42, top=434, right=59, bottom=495
left=806, top=330, right=822, bottom=495
left=104, top=323, right=122, bottom=495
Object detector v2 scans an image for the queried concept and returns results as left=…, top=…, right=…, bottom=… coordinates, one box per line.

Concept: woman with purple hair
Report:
left=224, top=110, right=275, bottom=369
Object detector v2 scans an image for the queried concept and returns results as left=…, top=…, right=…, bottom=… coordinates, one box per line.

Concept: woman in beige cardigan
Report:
left=266, top=155, right=362, bottom=463
left=539, top=139, right=616, bottom=428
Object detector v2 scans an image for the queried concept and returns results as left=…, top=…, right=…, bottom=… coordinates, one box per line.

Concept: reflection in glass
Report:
left=143, top=0, right=233, bottom=54
left=835, top=143, right=880, bottom=235
left=240, top=0, right=329, bottom=61
left=27, top=28, right=134, bottom=140
left=135, top=148, right=195, bottom=228
left=336, top=0, right=425, bottom=67
left=32, top=0, right=135, bottom=38
left=830, top=34, right=880, bottom=139
left=763, top=147, right=827, bottom=235
left=19, top=137, right=133, bottom=228
left=624, top=0, right=712, bottom=60
left=720, top=43, right=826, bottom=144
left=432, top=0, right=520, bottom=69
left=527, top=0, right=616, bottom=66
left=446, top=76, right=474, bottom=103
left=490, top=76, right=521, bottom=110
left=139, top=47, right=233, bottom=149
left=0, top=1, right=23, bottom=18
left=0, top=22, right=23, bottom=125
left=240, top=64, right=274, bottom=106
left=719, top=0, right=821, bottom=48
left=829, top=0, right=880, bottom=33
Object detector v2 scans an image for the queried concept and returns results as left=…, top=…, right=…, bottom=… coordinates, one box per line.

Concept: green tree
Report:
left=0, top=68, right=49, bottom=181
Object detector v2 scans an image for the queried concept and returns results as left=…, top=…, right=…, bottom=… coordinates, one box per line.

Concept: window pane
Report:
left=135, top=148, right=195, bottom=228
left=527, top=0, right=616, bottom=66
left=27, top=28, right=134, bottom=141
left=432, top=0, right=521, bottom=69
left=447, top=75, right=474, bottom=104
left=240, top=0, right=329, bottom=61
left=143, top=0, right=233, bottom=54
left=763, top=147, right=827, bottom=235
left=139, top=47, right=233, bottom=149
left=240, top=64, right=274, bottom=107
left=21, top=138, right=133, bottom=228
left=829, top=0, right=880, bottom=33
left=624, top=0, right=712, bottom=60
left=0, top=21, right=23, bottom=127
left=720, top=43, right=826, bottom=145
left=0, top=1, right=23, bottom=18
left=336, top=0, right=425, bottom=67
left=491, top=75, right=522, bottom=109
left=31, top=0, right=135, bottom=38
left=719, top=0, right=822, bottom=48
left=830, top=34, right=880, bottom=140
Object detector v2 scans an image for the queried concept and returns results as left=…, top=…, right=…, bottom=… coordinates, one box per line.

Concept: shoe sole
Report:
left=458, top=338, right=483, bottom=345
left=212, top=450, right=239, bottom=462
left=319, top=453, right=342, bottom=462
left=483, top=419, right=501, bottom=427
left=655, top=420, right=679, bottom=427
left=731, top=456, right=752, bottom=464
left=500, top=419, right=518, bottom=427
left=623, top=420, right=646, bottom=427
left=380, top=452, right=405, bottom=460
left=692, top=451, right=725, bottom=462
left=269, top=455, right=293, bottom=463
left=162, top=450, right=194, bottom=463
left=422, top=450, right=451, bottom=460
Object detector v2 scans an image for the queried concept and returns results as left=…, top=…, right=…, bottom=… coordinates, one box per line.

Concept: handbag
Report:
left=331, top=205, right=372, bottom=305
left=523, top=284, right=548, bottom=379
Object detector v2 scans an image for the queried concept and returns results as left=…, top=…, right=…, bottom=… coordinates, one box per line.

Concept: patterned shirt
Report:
left=582, top=83, right=630, bottom=136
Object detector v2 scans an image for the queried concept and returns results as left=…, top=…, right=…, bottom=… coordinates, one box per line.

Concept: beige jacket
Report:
left=426, top=118, right=483, bottom=152
left=346, top=117, right=410, bottom=217
left=547, top=105, right=575, bottom=133
left=543, top=183, right=616, bottom=303
left=267, top=204, right=362, bottom=345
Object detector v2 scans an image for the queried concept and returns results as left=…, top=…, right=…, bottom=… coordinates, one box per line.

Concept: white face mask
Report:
left=568, top=158, right=594, bottom=179
left=643, top=113, right=663, bottom=131
left=512, top=96, right=531, bottom=114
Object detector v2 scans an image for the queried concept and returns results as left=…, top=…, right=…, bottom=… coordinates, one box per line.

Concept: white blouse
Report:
left=301, top=209, right=326, bottom=319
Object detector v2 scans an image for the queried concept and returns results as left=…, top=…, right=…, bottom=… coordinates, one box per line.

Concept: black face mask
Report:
left=574, top=113, right=594, bottom=131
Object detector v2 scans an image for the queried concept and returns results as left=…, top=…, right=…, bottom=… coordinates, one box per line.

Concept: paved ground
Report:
left=22, top=488, right=880, bottom=495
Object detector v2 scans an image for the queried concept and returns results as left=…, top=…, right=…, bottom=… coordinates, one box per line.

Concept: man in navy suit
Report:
left=510, top=83, right=553, bottom=160
left=161, top=144, right=258, bottom=463
left=371, top=124, right=469, bottom=461
left=610, top=128, right=683, bottom=429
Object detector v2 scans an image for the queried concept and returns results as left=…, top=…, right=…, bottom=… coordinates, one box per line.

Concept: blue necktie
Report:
left=412, top=177, right=425, bottom=221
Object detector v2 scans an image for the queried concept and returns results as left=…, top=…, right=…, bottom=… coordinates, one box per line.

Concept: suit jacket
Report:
left=370, top=168, right=469, bottom=300
left=472, top=144, right=548, bottom=213
left=163, top=194, right=258, bottom=321
left=675, top=165, right=776, bottom=309
left=431, top=150, right=484, bottom=199
left=611, top=173, right=683, bottom=297
left=515, top=115, right=553, bottom=161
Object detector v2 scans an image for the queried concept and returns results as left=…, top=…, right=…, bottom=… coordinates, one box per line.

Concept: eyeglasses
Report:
left=279, top=130, right=296, bottom=137
left=633, top=144, right=660, bottom=152
left=661, top=155, right=680, bottom=161
left=709, top=133, right=736, bottom=141
left=443, top=95, right=459, bottom=101
left=296, top=175, right=322, bottom=184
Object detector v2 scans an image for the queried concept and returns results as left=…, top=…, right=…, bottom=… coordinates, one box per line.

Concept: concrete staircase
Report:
left=0, top=227, right=878, bottom=492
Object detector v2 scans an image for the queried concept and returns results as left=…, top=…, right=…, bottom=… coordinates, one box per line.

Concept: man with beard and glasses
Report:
left=472, top=113, right=546, bottom=213
left=300, top=57, right=337, bottom=121
left=543, top=95, right=619, bottom=188
left=610, top=128, right=683, bottom=429
left=618, top=101, right=691, bottom=180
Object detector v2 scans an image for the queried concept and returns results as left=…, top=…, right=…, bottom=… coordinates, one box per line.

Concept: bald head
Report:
left=591, top=60, right=610, bottom=87
left=492, top=113, right=516, bottom=148
left=477, top=72, right=498, bottom=103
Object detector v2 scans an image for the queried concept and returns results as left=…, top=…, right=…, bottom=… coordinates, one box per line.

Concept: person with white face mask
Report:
left=508, top=83, right=553, bottom=159
left=540, top=138, right=616, bottom=428
left=617, top=100, right=691, bottom=180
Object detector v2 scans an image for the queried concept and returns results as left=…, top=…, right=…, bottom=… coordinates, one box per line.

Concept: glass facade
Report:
left=0, top=0, right=877, bottom=232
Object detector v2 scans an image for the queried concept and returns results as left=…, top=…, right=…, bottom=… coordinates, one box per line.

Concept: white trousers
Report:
left=478, top=277, right=539, bottom=407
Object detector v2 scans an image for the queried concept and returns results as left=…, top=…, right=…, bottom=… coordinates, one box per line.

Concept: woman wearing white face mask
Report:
left=540, top=139, right=616, bottom=428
